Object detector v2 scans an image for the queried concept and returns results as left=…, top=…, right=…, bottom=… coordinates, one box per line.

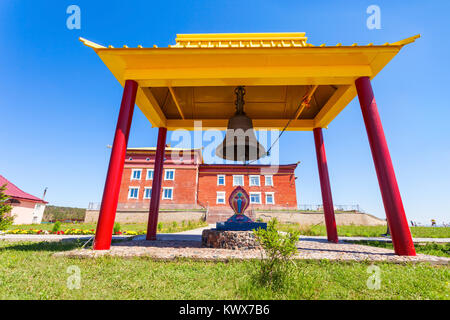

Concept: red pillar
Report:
left=355, top=76, right=415, bottom=256
left=93, top=80, right=138, bottom=250
left=313, top=127, right=339, bottom=243
left=146, top=127, right=167, bottom=240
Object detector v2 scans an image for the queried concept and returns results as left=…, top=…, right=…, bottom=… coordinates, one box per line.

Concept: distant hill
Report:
left=42, top=205, right=86, bottom=222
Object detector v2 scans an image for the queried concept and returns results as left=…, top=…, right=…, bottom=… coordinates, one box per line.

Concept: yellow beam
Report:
left=165, top=119, right=315, bottom=131
left=125, top=65, right=372, bottom=84
left=314, top=85, right=354, bottom=128
left=137, top=77, right=357, bottom=87
left=168, top=87, right=185, bottom=119
left=138, top=87, right=167, bottom=127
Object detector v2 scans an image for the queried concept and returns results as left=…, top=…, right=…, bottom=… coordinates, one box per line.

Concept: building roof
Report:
left=80, top=32, right=420, bottom=131
left=0, top=175, right=47, bottom=204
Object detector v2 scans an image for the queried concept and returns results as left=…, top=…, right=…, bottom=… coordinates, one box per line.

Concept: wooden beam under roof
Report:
left=168, top=87, right=185, bottom=119
left=138, top=87, right=167, bottom=127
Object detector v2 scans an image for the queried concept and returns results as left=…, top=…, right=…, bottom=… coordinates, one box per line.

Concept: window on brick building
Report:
left=146, top=169, right=154, bottom=180
left=144, top=187, right=152, bottom=199
left=265, top=192, right=275, bottom=205
left=233, top=175, right=244, bottom=186
left=217, top=175, right=225, bottom=186
left=131, top=169, right=142, bottom=180
left=265, top=175, right=273, bottom=186
left=250, top=192, right=261, bottom=204
left=128, top=187, right=139, bottom=199
left=216, top=191, right=226, bottom=204
left=164, top=169, right=175, bottom=180
left=249, top=175, right=260, bottom=186
left=163, top=187, right=173, bottom=200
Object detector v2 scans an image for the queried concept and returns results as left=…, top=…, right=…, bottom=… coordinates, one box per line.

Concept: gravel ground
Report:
left=54, top=238, right=449, bottom=265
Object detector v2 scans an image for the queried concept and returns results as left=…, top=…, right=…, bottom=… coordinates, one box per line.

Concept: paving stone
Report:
left=54, top=238, right=449, bottom=265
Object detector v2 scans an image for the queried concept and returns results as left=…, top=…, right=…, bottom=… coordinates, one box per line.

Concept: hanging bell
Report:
left=215, top=87, right=266, bottom=162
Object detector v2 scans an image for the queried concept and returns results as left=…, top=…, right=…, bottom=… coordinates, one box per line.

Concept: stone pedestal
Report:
left=201, top=229, right=262, bottom=250
left=216, top=214, right=267, bottom=231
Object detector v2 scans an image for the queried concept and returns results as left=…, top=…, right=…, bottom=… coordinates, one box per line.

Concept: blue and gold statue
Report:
left=216, top=186, right=267, bottom=231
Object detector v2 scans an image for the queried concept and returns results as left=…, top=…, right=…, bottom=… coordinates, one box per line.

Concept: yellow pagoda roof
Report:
left=80, top=32, right=420, bottom=131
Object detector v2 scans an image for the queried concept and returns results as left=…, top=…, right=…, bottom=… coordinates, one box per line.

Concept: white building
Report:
left=0, top=175, right=47, bottom=225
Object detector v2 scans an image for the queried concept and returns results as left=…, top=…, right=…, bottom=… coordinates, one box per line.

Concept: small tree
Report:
left=253, top=219, right=300, bottom=290
left=0, top=184, right=14, bottom=230
left=113, top=222, right=121, bottom=234
left=51, top=221, right=61, bottom=233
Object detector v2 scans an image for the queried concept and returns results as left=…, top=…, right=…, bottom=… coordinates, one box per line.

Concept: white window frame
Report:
left=265, top=192, right=275, bottom=205
left=217, top=175, right=226, bottom=186
left=164, top=169, right=175, bottom=181
left=146, top=169, right=154, bottom=180
left=128, top=187, right=140, bottom=199
left=143, top=187, right=152, bottom=199
left=162, top=187, right=174, bottom=200
left=130, top=169, right=142, bottom=180
left=233, top=175, right=244, bottom=186
left=249, top=192, right=262, bottom=204
left=249, top=175, right=260, bottom=186
left=265, top=175, right=274, bottom=186
left=216, top=191, right=226, bottom=204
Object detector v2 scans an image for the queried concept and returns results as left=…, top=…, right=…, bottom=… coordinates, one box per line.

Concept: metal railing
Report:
left=88, top=202, right=364, bottom=213
left=298, top=204, right=364, bottom=212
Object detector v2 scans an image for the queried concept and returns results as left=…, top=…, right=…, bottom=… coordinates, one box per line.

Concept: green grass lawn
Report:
left=349, top=241, right=450, bottom=258
left=6, top=220, right=208, bottom=234
left=0, top=241, right=448, bottom=300
left=277, top=224, right=450, bottom=238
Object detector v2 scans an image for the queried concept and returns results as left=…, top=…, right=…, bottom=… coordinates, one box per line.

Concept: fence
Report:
left=88, top=202, right=363, bottom=213
left=298, top=204, right=364, bottom=212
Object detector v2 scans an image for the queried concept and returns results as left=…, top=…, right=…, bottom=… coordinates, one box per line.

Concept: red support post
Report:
left=313, top=127, right=339, bottom=243
left=146, top=127, right=167, bottom=240
left=355, top=76, right=415, bottom=256
left=93, top=80, right=138, bottom=250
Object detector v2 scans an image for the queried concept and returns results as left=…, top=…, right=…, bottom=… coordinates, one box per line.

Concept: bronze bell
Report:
left=215, top=87, right=266, bottom=162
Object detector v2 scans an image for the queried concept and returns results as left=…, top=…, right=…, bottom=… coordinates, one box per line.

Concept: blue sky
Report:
left=0, top=0, right=449, bottom=224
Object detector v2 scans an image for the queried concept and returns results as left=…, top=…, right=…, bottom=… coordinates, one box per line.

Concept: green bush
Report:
left=51, top=221, right=61, bottom=233
left=172, top=221, right=178, bottom=228
left=157, top=222, right=163, bottom=231
left=253, top=219, right=300, bottom=290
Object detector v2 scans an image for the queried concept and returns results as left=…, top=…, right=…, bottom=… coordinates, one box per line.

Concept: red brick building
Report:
left=118, top=147, right=298, bottom=211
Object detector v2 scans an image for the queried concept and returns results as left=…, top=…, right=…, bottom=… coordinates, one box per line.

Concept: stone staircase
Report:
left=206, top=207, right=256, bottom=223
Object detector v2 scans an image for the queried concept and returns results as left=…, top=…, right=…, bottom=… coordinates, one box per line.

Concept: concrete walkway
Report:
left=300, top=235, right=450, bottom=244
left=132, top=224, right=214, bottom=241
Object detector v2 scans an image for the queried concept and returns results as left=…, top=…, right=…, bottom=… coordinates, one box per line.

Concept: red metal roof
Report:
left=0, top=175, right=47, bottom=203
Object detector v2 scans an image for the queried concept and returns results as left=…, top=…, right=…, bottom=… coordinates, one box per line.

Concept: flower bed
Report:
left=3, top=229, right=145, bottom=236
